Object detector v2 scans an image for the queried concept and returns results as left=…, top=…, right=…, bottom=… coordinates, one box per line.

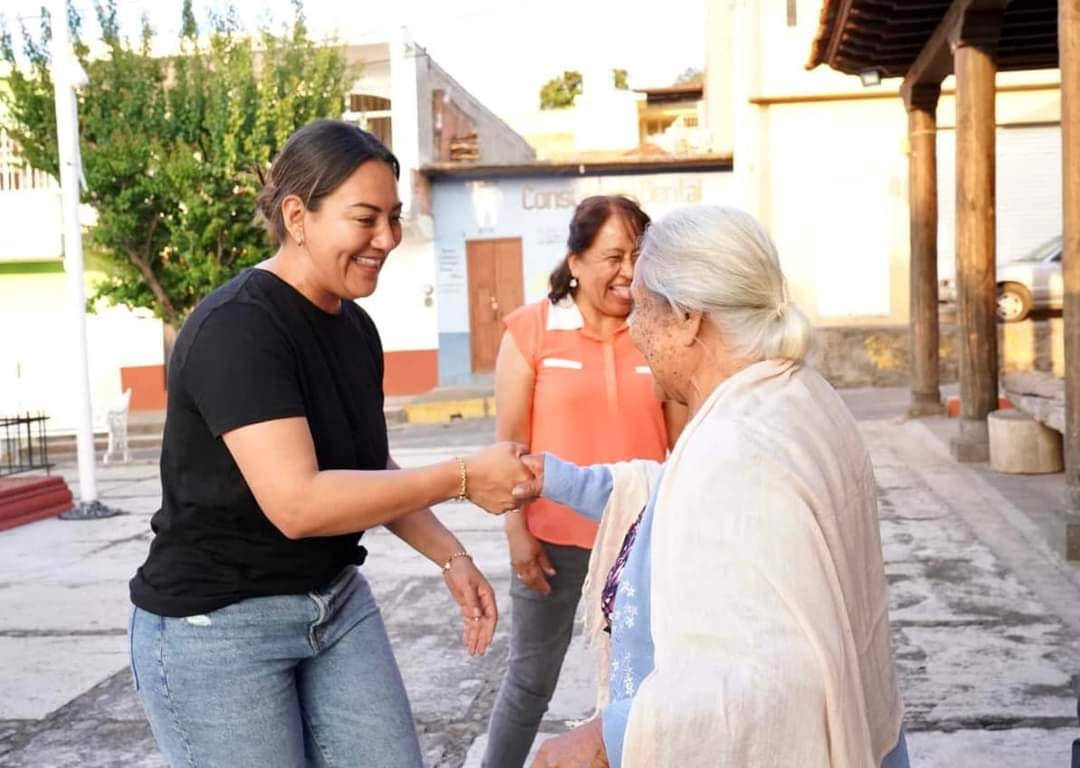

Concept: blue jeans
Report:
left=129, top=567, right=423, bottom=768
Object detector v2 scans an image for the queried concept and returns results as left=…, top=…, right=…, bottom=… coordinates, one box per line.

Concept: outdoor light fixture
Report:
left=859, top=69, right=882, bottom=87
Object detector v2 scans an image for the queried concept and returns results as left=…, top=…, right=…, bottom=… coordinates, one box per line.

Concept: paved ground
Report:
left=2, top=389, right=1079, bottom=767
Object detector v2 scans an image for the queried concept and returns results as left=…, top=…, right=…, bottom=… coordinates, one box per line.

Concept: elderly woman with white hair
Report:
left=520, top=205, right=909, bottom=768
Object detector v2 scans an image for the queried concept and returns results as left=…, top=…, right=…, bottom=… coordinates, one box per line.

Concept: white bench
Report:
left=1002, top=371, right=1064, bottom=433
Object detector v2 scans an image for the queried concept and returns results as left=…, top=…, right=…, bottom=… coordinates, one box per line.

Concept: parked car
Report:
left=939, top=235, right=1063, bottom=322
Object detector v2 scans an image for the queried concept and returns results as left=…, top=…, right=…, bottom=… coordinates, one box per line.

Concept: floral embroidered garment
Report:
left=542, top=457, right=662, bottom=768
left=600, top=507, right=645, bottom=635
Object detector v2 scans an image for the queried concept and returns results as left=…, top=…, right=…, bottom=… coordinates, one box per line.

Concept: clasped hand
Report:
left=464, top=445, right=545, bottom=515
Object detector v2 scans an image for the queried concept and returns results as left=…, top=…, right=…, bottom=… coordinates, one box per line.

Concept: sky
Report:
left=2, top=0, right=707, bottom=117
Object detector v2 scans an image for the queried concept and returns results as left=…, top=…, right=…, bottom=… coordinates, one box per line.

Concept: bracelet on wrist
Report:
left=453, top=456, right=468, bottom=502
left=442, top=551, right=472, bottom=572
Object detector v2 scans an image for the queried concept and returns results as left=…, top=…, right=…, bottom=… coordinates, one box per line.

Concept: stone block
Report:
left=988, top=410, right=1063, bottom=474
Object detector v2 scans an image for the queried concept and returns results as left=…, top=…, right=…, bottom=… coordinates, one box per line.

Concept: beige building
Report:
left=704, top=0, right=1062, bottom=383
left=507, top=78, right=712, bottom=161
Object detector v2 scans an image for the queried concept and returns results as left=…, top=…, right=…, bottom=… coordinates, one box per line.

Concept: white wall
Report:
left=0, top=272, right=163, bottom=431
left=762, top=98, right=909, bottom=322
left=355, top=238, right=438, bottom=352
left=0, top=191, right=62, bottom=260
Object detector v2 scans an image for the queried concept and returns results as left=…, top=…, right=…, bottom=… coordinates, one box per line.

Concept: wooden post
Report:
left=1061, top=0, right=1080, bottom=558
left=907, top=85, right=945, bottom=417
left=950, top=42, right=998, bottom=462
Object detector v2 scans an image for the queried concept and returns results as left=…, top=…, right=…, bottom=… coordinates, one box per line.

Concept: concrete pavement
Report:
left=2, top=395, right=1080, bottom=767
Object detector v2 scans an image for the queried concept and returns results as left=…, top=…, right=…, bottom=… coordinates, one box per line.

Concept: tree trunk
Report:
left=124, top=237, right=180, bottom=330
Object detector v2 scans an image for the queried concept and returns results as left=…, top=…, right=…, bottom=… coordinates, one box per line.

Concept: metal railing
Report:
left=0, top=414, right=53, bottom=477
left=0, top=130, right=56, bottom=192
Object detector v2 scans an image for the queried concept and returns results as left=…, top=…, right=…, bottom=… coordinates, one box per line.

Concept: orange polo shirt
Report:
left=504, top=298, right=669, bottom=549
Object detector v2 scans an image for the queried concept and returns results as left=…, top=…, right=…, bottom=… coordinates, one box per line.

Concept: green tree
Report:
left=539, top=69, right=582, bottom=110
left=0, top=0, right=354, bottom=328
left=539, top=68, right=629, bottom=109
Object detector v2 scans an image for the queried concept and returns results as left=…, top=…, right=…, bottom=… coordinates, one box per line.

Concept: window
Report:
left=366, top=117, right=392, bottom=148
left=643, top=117, right=676, bottom=137
left=349, top=94, right=391, bottom=112
left=345, top=94, right=392, bottom=149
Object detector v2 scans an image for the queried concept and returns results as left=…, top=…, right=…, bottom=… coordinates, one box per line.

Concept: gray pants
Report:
left=483, top=542, right=591, bottom=768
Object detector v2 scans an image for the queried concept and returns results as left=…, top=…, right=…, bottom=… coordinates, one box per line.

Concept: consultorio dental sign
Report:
left=519, top=175, right=706, bottom=212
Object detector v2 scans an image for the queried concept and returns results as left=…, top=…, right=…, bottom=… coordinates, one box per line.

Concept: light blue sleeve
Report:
left=541, top=453, right=613, bottom=522
left=601, top=698, right=633, bottom=768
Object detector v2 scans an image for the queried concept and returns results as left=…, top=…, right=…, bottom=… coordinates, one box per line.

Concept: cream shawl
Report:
left=601, top=359, right=902, bottom=767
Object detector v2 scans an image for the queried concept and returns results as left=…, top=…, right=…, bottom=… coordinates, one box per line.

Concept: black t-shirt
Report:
left=129, top=268, right=388, bottom=617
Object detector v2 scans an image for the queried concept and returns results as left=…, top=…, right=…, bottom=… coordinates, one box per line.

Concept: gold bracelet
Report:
left=454, top=456, right=468, bottom=502
left=442, top=551, right=472, bottom=572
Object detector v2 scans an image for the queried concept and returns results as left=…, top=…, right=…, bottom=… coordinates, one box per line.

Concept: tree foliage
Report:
left=539, top=69, right=582, bottom=110
left=0, top=0, right=354, bottom=327
left=539, top=68, right=629, bottom=110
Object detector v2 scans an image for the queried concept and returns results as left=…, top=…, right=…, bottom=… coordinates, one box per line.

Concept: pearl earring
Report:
left=569, top=277, right=578, bottom=289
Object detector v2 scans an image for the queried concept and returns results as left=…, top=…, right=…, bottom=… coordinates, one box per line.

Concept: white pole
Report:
left=49, top=0, right=97, bottom=505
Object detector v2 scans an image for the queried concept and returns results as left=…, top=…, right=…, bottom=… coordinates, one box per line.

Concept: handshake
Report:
left=461, top=443, right=545, bottom=515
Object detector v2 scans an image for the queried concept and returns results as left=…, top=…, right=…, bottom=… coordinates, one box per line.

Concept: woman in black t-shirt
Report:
left=128, top=120, right=530, bottom=767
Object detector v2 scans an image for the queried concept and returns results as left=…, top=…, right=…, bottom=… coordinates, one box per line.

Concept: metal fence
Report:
left=0, top=414, right=53, bottom=477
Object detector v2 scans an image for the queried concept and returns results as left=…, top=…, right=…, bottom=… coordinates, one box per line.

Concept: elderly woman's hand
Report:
left=531, top=718, right=608, bottom=768
left=465, top=443, right=532, bottom=514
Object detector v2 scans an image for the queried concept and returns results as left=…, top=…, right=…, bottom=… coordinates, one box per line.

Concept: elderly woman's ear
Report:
left=675, top=309, right=705, bottom=348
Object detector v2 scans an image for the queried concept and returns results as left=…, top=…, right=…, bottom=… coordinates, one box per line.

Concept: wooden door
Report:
left=467, top=238, right=524, bottom=373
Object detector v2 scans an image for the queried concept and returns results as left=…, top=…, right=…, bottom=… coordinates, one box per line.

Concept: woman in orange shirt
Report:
left=482, top=195, right=685, bottom=767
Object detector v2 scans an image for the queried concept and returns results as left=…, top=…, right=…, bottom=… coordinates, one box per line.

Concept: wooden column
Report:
left=907, top=85, right=945, bottom=418
left=1061, top=0, right=1080, bottom=558
left=950, top=41, right=999, bottom=462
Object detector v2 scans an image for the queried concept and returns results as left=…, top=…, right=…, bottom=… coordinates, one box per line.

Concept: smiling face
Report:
left=294, top=160, right=403, bottom=302
left=568, top=214, right=639, bottom=319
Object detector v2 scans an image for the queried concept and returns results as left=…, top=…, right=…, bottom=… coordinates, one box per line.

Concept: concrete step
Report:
left=0, top=475, right=73, bottom=531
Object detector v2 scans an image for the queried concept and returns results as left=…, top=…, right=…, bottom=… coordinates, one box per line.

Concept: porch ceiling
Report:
left=808, top=0, right=1059, bottom=77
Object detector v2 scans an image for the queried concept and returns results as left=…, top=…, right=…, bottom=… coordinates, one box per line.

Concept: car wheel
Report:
left=997, top=282, right=1032, bottom=322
